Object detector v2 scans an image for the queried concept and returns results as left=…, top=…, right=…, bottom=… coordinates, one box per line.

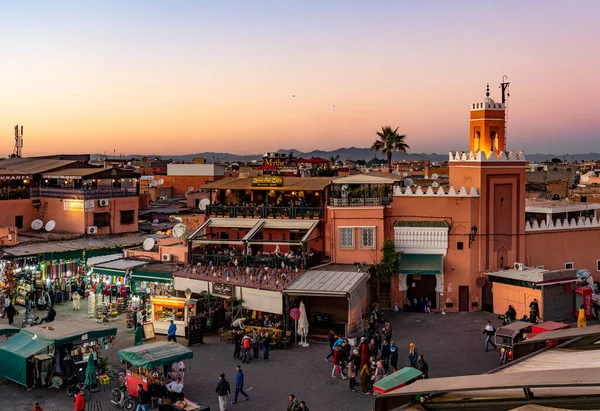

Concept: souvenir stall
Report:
left=130, top=264, right=176, bottom=297
left=149, top=296, right=198, bottom=337
left=0, top=320, right=117, bottom=388
left=118, top=341, right=206, bottom=410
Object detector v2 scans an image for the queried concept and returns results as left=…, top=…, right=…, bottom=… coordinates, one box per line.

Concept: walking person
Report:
left=252, top=328, right=260, bottom=359
left=136, top=384, right=150, bottom=411
left=241, top=333, right=252, bottom=363
left=360, top=363, right=372, bottom=394
left=262, top=331, right=271, bottom=361
left=380, top=340, right=391, bottom=373
left=347, top=355, right=357, bottom=392
left=5, top=300, right=16, bottom=326
left=167, top=320, right=177, bottom=342
left=331, top=346, right=346, bottom=379
left=216, top=373, right=231, bottom=411
left=233, top=330, right=243, bottom=360
left=389, top=341, right=399, bottom=372
left=287, top=394, right=301, bottom=411
left=32, top=402, right=43, bottom=411
left=417, top=354, right=429, bottom=379
left=360, top=337, right=370, bottom=369
left=72, top=292, right=81, bottom=311
left=299, top=401, right=309, bottom=410
left=75, top=389, right=85, bottom=411
left=325, top=330, right=336, bottom=362
left=134, top=323, right=144, bottom=346
left=231, top=365, right=250, bottom=404
left=384, top=321, right=392, bottom=342
left=483, top=321, right=497, bottom=351
left=408, top=343, right=419, bottom=368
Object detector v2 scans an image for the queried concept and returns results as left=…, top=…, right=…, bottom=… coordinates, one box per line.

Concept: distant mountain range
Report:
left=92, top=147, right=600, bottom=163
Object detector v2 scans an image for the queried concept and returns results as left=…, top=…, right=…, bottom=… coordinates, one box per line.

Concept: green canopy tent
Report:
left=0, top=320, right=117, bottom=387
left=85, top=353, right=99, bottom=392
left=0, top=324, right=19, bottom=337
left=118, top=341, right=193, bottom=369
left=373, top=367, right=423, bottom=394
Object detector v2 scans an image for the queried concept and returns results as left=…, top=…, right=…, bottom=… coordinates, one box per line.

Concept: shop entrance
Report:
left=459, top=286, right=470, bottom=311
left=406, top=275, right=437, bottom=309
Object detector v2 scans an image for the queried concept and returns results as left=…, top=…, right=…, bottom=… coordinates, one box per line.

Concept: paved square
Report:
left=0, top=301, right=499, bottom=411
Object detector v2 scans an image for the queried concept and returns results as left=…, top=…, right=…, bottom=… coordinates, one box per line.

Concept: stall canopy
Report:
left=398, top=254, right=442, bottom=275
left=0, top=324, right=19, bottom=336
left=118, top=341, right=193, bottom=369
left=92, top=258, right=149, bottom=277
left=284, top=267, right=368, bottom=297
left=0, top=320, right=117, bottom=387
left=373, top=367, right=422, bottom=394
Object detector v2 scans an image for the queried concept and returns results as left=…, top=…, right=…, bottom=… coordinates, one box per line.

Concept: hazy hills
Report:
left=95, top=147, right=600, bottom=163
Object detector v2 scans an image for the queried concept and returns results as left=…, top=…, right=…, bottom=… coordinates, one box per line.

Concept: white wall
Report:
left=167, top=164, right=225, bottom=177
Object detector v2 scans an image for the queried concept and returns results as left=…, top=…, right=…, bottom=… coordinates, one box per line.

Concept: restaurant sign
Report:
left=64, top=199, right=95, bottom=212
left=0, top=174, right=31, bottom=180
left=212, top=282, right=233, bottom=298
left=251, top=176, right=283, bottom=187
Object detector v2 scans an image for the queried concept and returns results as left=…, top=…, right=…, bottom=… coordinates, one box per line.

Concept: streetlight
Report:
left=468, top=225, right=478, bottom=247
left=185, top=288, right=192, bottom=301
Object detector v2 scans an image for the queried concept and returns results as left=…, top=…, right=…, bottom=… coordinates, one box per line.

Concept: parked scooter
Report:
left=65, top=369, right=84, bottom=397
left=111, top=373, right=136, bottom=410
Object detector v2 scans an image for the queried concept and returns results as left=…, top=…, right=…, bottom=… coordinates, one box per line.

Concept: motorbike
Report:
left=22, top=313, right=39, bottom=328
left=370, top=308, right=386, bottom=324
left=65, top=370, right=84, bottom=397
left=111, top=373, right=136, bottom=411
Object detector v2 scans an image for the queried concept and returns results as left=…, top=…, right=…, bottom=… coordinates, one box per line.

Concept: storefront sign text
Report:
left=251, top=176, right=283, bottom=187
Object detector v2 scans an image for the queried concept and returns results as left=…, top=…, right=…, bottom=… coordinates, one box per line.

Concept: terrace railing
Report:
left=190, top=253, right=321, bottom=269
left=30, top=186, right=138, bottom=199
left=329, top=197, right=392, bottom=207
left=206, top=205, right=323, bottom=219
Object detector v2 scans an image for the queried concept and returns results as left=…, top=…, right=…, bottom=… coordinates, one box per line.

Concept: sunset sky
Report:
left=0, top=0, right=599, bottom=157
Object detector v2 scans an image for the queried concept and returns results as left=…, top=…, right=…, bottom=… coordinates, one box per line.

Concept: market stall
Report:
left=150, top=296, right=198, bottom=337
left=0, top=320, right=117, bottom=388
left=0, top=324, right=19, bottom=339
left=118, top=341, right=206, bottom=410
left=130, top=263, right=176, bottom=296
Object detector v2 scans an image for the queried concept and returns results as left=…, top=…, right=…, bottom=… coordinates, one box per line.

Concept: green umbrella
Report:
left=84, top=354, right=98, bottom=392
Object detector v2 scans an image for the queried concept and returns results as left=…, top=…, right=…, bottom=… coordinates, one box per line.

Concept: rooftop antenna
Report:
left=500, top=75, right=510, bottom=150
left=13, top=125, right=23, bottom=158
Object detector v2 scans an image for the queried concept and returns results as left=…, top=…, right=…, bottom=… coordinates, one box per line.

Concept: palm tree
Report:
left=370, top=126, right=410, bottom=172
left=329, top=155, right=340, bottom=168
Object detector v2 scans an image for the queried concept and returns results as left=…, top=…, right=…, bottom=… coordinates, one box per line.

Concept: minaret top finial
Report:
left=486, top=83, right=490, bottom=97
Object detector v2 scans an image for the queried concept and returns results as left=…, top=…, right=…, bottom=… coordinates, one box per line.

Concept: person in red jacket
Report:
left=360, top=338, right=370, bottom=369
left=32, top=402, right=43, bottom=411
left=331, top=346, right=347, bottom=379
left=75, top=389, right=85, bottom=411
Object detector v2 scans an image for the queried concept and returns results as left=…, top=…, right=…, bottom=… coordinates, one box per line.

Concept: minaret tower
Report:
left=469, top=84, right=506, bottom=153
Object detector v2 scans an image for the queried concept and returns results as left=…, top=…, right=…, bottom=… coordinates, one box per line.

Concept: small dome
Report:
left=484, top=96, right=495, bottom=105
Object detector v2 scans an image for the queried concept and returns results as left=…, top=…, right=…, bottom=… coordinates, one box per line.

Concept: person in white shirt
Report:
left=231, top=318, right=246, bottom=330
left=167, top=377, right=184, bottom=401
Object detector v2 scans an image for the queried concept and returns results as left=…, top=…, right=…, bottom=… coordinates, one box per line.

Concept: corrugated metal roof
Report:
left=284, top=268, right=368, bottom=296
left=94, top=258, right=149, bottom=270
left=1, top=233, right=146, bottom=257
left=0, top=158, right=78, bottom=174
left=394, top=220, right=449, bottom=228
left=487, top=268, right=548, bottom=283
left=86, top=253, right=123, bottom=266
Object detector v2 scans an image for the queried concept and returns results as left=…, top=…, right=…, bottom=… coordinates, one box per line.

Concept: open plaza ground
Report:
left=0, top=300, right=499, bottom=411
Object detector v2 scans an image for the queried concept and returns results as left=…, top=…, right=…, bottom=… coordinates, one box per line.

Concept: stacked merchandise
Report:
left=15, top=275, right=33, bottom=306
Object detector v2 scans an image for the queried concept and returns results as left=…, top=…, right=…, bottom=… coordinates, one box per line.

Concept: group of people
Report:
left=326, top=321, right=429, bottom=396
left=215, top=365, right=253, bottom=411
left=232, top=327, right=273, bottom=363
left=402, top=297, right=433, bottom=313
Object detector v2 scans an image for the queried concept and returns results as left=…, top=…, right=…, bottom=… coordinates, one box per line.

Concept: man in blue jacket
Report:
left=167, top=320, right=177, bottom=342
left=231, top=365, right=250, bottom=404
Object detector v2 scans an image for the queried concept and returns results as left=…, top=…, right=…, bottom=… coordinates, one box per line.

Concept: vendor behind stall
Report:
left=166, top=377, right=184, bottom=402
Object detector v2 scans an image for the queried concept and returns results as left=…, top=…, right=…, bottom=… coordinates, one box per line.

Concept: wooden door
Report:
left=459, top=286, right=469, bottom=312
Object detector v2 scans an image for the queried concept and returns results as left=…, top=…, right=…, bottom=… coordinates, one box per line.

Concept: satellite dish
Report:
left=45, top=220, right=56, bottom=232
left=431, top=173, right=439, bottom=180
left=404, top=178, right=414, bottom=187
left=199, top=198, right=210, bottom=211
left=149, top=180, right=158, bottom=188
left=31, top=219, right=44, bottom=231
left=143, top=238, right=156, bottom=251
left=432, top=182, right=439, bottom=188
left=403, top=172, right=409, bottom=177
left=127, top=161, right=132, bottom=166
left=157, top=179, right=164, bottom=185
left=152, top=219, right=159, bottom=224
left=172, top=223, right=187, bottom=239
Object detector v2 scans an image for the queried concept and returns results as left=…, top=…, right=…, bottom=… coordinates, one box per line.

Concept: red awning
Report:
left=304, top=157, right=329, bottom=164
left=256, top=163, right=278, bottom=171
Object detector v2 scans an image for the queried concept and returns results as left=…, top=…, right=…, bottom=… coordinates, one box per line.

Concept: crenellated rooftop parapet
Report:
left=471, top=101, right=505, bottom=110
left=393, top=185, right=479, bottom=197
left=526, top=216, right=600, bottom=232
left=449, top=151, right=526, bottom=162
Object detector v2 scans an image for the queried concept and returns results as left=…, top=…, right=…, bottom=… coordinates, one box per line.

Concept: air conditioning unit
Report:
left=162, top=253, right=172, bottom=262
left=86, top=226, right=98, bottom=235
left=514, top=262, right=525, bottom=271
left=98, top=199, right=109, bottom=207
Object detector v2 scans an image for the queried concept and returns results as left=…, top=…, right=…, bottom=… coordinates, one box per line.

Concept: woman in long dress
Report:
left=72, top=292, right=81, bottom=311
